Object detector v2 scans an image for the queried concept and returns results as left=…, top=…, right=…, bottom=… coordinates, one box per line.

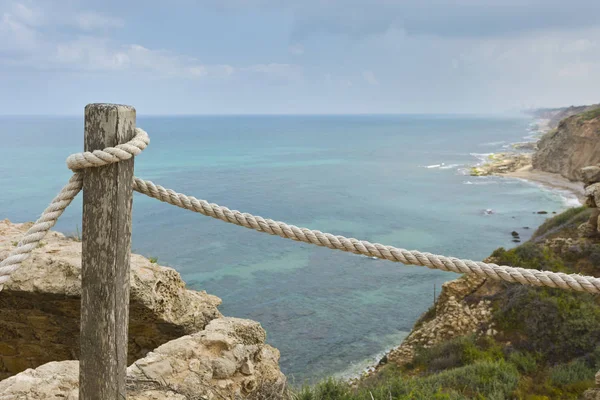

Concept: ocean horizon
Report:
left=0, top=113, right=577, bottom=382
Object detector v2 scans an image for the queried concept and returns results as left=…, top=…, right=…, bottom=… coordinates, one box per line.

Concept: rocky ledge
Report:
left=0, top=317, right=286, bottom=399
left=0, top=219, right=285, bottom=400
left=383, top=274, right=497, bottom=368
left=470, top=153, right=531, bottom=176
left=0, top=219, right=221, bottom=379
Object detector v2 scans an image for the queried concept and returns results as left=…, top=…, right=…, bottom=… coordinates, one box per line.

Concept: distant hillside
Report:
left=529, top=104, right=600, bottom=128
left=532, top=107, right=600, bottom=181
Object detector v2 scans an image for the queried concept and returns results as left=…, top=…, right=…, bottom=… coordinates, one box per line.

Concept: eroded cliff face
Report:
left=532, top=111, right=600, bottom=181
left=0, top=219, right=222, bottom=379
left=0, top=318, right=286, bottom=399
left=385, top=274, right=497, bottom=367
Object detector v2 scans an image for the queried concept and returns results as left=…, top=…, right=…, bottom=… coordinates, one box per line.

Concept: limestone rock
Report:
left=532, top=112, right=600, bottom=181
left=0, top=318, right=285, bottom=399
left=586, top=183, right=600, bottom=208
left=584, top=388, right=600, bottom=400
left=386, top=275, right=493, bottom=366
left=0, top=220, right=222, bottom=379
left=582, top=166, right=600, bottom=186
left=579, top=222, right=598, bottom=238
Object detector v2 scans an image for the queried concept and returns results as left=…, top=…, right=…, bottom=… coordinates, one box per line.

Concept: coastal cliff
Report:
left=346, top=181, right=600, bottom=399
left=531, top=104, right=600, bottom=129
left=0, top=220, right=285, bottom=399
left=533, top=108, right=600, bottom=181
left=298, top=203, right=600, bottom=399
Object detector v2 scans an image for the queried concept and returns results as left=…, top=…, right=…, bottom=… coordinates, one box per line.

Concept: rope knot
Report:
left=66, top=128, right=149, bottom=171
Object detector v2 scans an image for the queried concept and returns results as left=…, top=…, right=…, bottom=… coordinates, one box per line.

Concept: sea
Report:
left=0, top=114, right=580, bottom=383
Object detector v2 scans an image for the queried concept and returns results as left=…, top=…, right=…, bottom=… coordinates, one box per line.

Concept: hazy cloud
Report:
left=362, top=70, right=379, bottom=86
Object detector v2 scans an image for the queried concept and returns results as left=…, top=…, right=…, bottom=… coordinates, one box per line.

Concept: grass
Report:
left=66, top=225, right=82, bottom=242
left=148, top=256, right=158, bottom=263
left=410, top=335, right=504, bottom=373
left=549, top=360, right=596, bottom=387
left=578, top=107, right=600, bottom=121
left=531, top=206, right=589, bottom=239
left=294, top=361, right=518, bottom=400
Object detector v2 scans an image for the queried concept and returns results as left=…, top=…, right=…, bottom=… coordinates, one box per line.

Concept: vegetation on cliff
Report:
left=298, top=206, right=600, bottom=399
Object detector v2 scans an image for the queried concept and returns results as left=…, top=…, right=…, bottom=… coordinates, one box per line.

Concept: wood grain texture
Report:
left=80, top=104, right=135, bottom=400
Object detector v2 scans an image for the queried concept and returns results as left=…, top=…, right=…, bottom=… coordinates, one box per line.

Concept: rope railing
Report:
left=2, top=127, right=600, bottom=294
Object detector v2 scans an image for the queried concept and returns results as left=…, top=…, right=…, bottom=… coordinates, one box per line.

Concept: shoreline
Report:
left=499, top=165, right=584, bottom=204
left=471, top=117, right=583, bottom=205
left=352, top=117, right=582, bottom=383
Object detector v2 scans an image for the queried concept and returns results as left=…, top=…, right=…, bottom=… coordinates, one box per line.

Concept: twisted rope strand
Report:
left=66, top=128, right=149, bottom=171
left=0, top=173, right=83, bottom=287
left=133, top=177, right=600, bottom=294
left=0, top=128, right=149, bottom=290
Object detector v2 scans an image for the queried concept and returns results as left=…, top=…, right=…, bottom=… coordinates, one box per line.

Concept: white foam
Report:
left=462, top=179, right=498, bottom=185
left=469, top=152, right=494, bottom=165
left=425, top=164, right=442, bottom=169
left=439, top=164, right=460, bottom=170
left=479, top=141, right=506, bottom=147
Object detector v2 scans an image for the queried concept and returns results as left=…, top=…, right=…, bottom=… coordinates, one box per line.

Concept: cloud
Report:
left=0, top=4, right=38, bottom=51
left=205, top=0, right=600, bottom=39
left=242, top=63, right=303, bottom=82
left=289, top=44, right=304, bottom=55
left=73, top=11, right=124, bottom=31
left=362, top=70, right=379, bottom=85
left=0, top=1, right=297, bottom=83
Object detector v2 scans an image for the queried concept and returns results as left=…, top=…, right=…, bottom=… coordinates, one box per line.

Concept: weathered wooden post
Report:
left=80, top=104, right=136, bottom=399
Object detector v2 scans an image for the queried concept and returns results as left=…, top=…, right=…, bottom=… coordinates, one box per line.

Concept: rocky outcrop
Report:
left=386, top=275, right=496, bottom=366
left=470, top=153, right=531, bottom=176
left=532, top=111, right=600, bottom=181
left=578, top=167, right=600, bottom=238
left=0, top=317, right=286, bottom=399
left=0, top=219, right=222, bottom=379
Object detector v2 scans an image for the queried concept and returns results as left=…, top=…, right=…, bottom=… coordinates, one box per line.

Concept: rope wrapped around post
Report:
left=0, top=128, right=149, bottom=289
left=3, top=126, right=600, bottom=294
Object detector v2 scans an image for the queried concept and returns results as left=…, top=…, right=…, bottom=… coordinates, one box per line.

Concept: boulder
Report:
left=581, top=166, right=600, bottom=186
left=0, top=220, right=222, bottom=379
left=0, top=318, right=286, bottom=400
left=578, top=222, right=598, bottom=238
left=585, top=183, right=600, bottom=208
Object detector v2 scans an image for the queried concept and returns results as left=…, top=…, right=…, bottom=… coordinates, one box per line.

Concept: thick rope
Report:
left=66, top=128, right=149, bottom=171
left=0, top=173, right=83, bottom=287
left=132, top=177, right=600, bottom=294
left=3, top=126, right=600, bottom=295
left=0, top=128, right=148, bottom=290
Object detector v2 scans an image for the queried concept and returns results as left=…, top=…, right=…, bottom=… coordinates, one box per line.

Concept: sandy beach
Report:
left=501, top=165, right=585, bottom=203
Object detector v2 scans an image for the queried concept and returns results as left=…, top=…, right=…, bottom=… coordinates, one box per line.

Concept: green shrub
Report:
left=579, top=107, right=600, bottom=121
left=412, top=335, right=504, bottom=373
left=508, top=351, right=538, bottom=374
left=294, top=376, right=465, bottom=400
left=489, top=243, right=567, bottom=273
left=549, top=359, right=596, bottom=387
left=422, top=360, right=519, bottom=399
left=494, top=285, right=600, bottom=362
left=532, top=206, right=588, bottom=239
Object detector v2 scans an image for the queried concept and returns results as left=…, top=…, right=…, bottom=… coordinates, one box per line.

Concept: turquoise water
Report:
left=0, top=115, right=575, bottom=381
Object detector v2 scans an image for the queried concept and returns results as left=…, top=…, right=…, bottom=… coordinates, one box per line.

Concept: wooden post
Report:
left=80, top=104, right=136, bottom=399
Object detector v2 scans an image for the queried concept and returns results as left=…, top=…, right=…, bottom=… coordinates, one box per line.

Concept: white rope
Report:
left=66, top=128, right=149, bottom=171
left=0, top=173, right=83, bottom=288
left=132, top=177, right=600, bottom=294
left=3, top=126, right=600, bottom=295
left=0, top=128, right=149, bottom=290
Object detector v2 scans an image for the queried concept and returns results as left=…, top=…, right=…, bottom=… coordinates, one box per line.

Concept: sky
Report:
left=1, top=0, right=600, bottom=115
